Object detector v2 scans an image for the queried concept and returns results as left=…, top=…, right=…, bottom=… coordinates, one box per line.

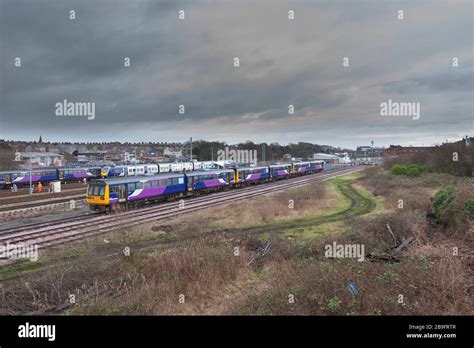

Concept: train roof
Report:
left=185, top=169, right=234, bottom=177
left=0, top=168, right=58, bottom=174
left=58, top=166, right=101, bottom=171
left=236, top=166, right=269, bottom=171
left=91, top=173, right=185, bottom=185
left=269, top=164, right=291, bottom=168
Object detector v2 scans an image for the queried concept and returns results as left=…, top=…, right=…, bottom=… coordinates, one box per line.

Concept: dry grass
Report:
left=1, top=170, right=472, bottom=316
left=168, top=181, right=331, bottom=230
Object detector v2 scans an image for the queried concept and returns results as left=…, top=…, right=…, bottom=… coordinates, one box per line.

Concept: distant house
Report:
left=104, top=151, right=122, bottom=162
left=14, top=152, right=64, bottom=166
left=383, top=145, right=434, bottom=157
left=76, top=151, right=106, bottom=163
left=163, top=147, right=183, bottom=159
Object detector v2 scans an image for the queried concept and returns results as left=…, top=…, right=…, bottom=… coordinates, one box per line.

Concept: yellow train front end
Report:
left=86, top=181, right=110, bottom=211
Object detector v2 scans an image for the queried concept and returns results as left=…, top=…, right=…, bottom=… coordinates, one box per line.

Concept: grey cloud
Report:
left=0, top=0, right=472, bottom=148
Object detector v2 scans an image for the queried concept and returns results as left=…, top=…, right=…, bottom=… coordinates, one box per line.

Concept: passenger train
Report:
left=0, top=167, right=102, bottom=188
left=100, top=161, right=215, bottom=177
left=0, top=161, right=216, bottom=188
left=86, top=161, right=324, bottom=212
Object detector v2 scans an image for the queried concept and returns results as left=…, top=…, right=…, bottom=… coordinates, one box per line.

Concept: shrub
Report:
left=432, top=187, right=456, bottom=225
left=464, top=199, right=474, bottom=220
left=390, top=164, right=426, bottom=177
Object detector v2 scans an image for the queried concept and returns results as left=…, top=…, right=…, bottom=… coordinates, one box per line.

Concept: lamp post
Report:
left=134, top=147, right=137, bottom=176
left=26, top=145, right=32, bottom=195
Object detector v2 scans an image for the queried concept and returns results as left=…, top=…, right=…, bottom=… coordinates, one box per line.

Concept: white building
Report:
left=14, top=152, right=64, bottom=166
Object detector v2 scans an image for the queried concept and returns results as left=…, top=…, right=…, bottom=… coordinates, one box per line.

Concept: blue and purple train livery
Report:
left=269, top=164, right=291, bottom=179
left=186, top=170, right=234, bottom=191
left=0, top=166, right=102, bottom=187
left=86, top=162, right=327, bottom=211
left=234, top=166, right=270, bottom=184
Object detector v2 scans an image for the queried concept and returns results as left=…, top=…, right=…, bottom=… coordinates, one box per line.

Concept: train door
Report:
left=59, top=170, right=65, bottom=180
left=118, top=185, right=127, bottom=203
left=187, top=176, right=194, bottom=191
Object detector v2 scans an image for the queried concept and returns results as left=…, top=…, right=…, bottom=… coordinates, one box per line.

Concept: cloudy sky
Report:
left=1, top=0, right=472, bottom=149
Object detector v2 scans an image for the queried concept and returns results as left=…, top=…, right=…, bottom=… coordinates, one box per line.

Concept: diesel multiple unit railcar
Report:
left=86, top=161, right=325, bottom=211
left=100, top=161, right=215, bottom=178
left=0, top=166, right=102, bottom=188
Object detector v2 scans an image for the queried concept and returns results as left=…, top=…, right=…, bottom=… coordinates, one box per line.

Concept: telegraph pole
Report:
left=211, top=147, right=213, bottom=161
left=29, top=153, right=32, bottom=195
left=262, top=144, right=265, bottom=163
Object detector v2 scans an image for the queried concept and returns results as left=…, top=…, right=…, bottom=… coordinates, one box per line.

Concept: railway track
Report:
left=0, top=166, right=362, bottom=253
left=0, top=183, right=86, bottom=198
left=0, top=187, right=86, bottom=203
left=0, top=194, right=86, bottom=215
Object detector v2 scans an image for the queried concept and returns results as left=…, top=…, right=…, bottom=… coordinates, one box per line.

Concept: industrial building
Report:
left=312, top=153, right=340, bottom=164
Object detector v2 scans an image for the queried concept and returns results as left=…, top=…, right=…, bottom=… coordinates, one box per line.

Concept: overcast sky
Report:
left=1, top=0, right=473, bottom=149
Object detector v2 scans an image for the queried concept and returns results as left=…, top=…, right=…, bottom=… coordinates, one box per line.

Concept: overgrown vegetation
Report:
left=384, top=141, right=473, bottom=177
left=464, top=199, right=474, bottom=219
left=390, top=163, right=426, bottom=177
left=1, top=169, right=472, bottom=316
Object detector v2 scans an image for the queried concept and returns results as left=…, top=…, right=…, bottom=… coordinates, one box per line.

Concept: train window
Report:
left=88, top=185, right=103, bottom=196
left=128, top=183, right=136, bottom=191
left=110, top=186, right=118, bottom=193
left=145, top=181, right=152, bottom=188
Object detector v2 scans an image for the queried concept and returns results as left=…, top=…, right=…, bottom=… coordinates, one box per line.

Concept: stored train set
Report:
left=0, top=160, right=325, bottom=212
left=0, top=161, right=216, bottom=188
left=86, top=161, right=325, bottom=212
